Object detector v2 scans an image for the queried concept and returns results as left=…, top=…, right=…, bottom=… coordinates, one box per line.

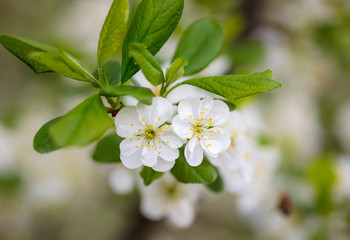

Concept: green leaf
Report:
left=165, top=57, right=188, bottom=85
left=121, top=0, right=184, bottom=82
left=171, top=148, right=217, bottom=184
left=92, top=133, right=123, bottom=163
left=100, top=60, right=121, bottom=86
left=140, top=166, right=164, bottom=186
left=29, top=50, right=96, bottom=82
left=0, top=34, right=56, bottom=74
left=33, top=117, right=62, bottom=153
left=129, top=42, right=164, bottom=86
left=307, top=154, right=336, bottom=215
left=205, top=167, right=224, bottom=193
left=49, top=94, right=113, bottom=147
left=172, top=18, right=224, bottom=75
left=97, top=0, right=128, bottom=69
left=100, top=85, right=154, bottom=105
left=0, top=35, right=96, bottom=82
left=181, top=70, right=282, bottom=103
left=222, top=100, right=236, bottom=111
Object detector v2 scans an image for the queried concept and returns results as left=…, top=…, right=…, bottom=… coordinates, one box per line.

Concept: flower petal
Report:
left=167, top=199, right=196, bottom=229
left=152, top=158, right=175, bottom=172
left=137, top=97, right=174, bottom=128
left=115, top=107, right=143, bottom=138
left=120, top=148, right=143, bottom=169
left=172, top=115, right=193, bottom=140
left=200, top=131, right=231, bottom=156
left=178, top=98, right=200, bottom=121
left=208, top=99, right=229, bottom=125
left=109, top=164, right=134, bottom=195
left=197, top=97, right=214, bottom=119
left=119, top=138, right=144, bottom=157
left=155, top=142, right=179, bottom=162
left=142, top=145, right=158, bottom=167
left=185, top=138, right=203, bottom=166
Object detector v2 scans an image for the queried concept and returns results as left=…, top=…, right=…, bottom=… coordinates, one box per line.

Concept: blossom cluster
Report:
left=114, top=97, right=231, bottom=172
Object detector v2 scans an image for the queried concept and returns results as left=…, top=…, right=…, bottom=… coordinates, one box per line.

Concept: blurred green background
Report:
left=1, top=0, right=350, bottom=239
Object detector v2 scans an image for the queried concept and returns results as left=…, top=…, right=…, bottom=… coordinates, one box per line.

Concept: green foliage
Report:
left=100, top=85, right=154, bottom=104
left=49, top=94, right=113, bottom=147
left=129, top=43, right=164, bottom=86
left=0, top=35, right=95, bottom=82
left=92, top=133, right=123, bottom=163
left=0, top=34, right=56, bottom=74
left=222, top=100, right=236, bottom=111
left=97, top=0, right=128, bottom=70
left=121, top=0, right=184, bottom=82
left=172, top=18, right=224, bottom=75
left=205, top=167, right=224, bottom=192
left=0, top=172, right=22, bottom=194
left=29, top=50, right=96, bottom=82
left=33, top=117, right=62, bottom=153
left=171, top=148, right=217, bottom=184
left=140, top=166, right=164, bottom=186
left=165, top=57, right=188, bottom=85
left=307, top=155, right=337, bottom=215
left=180, top=70, right=282, bottom=103
left=98, top=60, right=121, bottom=87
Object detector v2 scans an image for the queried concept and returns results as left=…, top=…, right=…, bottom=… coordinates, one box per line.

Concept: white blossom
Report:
left=114, top=97, right=183, bottom=172
left=172, top=97, right=230, bottom=166
left=208, top=111, right=254, bottom=194
left=138, top=173, right=201, bottom=228
left=109, top=164, right=135, bottom=195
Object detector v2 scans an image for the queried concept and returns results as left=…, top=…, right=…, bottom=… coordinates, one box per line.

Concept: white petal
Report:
left=185, top=139, right=203, bottom=166
left=208, top=100, right=229, bottom=125
left=159, top=133, right=184, bottom=149
left=155, top=142, right=179, bottom=162
left=137, top=97, right=173, bottom=128
left=151, top=97, right=174, bottom=126
left=167, top=199, right=196, bottom=228
left=140, top=196, right=164, bottom=220
left=109, top=165, right=134, bottom=195
left=120, top=148, right=143, bottom=169
left=152, top=158, right=175, bottom=172
left=119, top=138, right=144, bottom=157
left=142, top=145, right=158, bottom=167
left=197, top=97, right=214, bottom=119
left=200, top=138, right=222, bottom=156
left=178, top=98, right=200, bottom=120
left=172, top=115, right=193, bottom=139
left=115, top=107, right=143, bottom=138
left=200, top=131, right=231, bottom=156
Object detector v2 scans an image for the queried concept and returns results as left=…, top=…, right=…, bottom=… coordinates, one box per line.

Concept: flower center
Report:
left=144, top=127, right=157, bottom=140
left=190, top=118, right=215, bottom=140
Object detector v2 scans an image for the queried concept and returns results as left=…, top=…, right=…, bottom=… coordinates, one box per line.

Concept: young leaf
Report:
left=100, top=60, right=121, bottom=86
left=129, top=42, right=164, bottom=86
left=97, top=0, right=128, bottom=69
left=100, top=85, right=154, bottom=105
left=171, top=148, right=217, bottom=184
left=165, top=57, right=188, bottom=85
left=172, top=18, right=224, bottom=75
left=222, top=100, right=236, bottom=111
left=49, top=94, right=113, bottom=147
left=92, top=133, right=123, bottom=163
left=140, top=166, right=164, bottom=186
left=29, top=50, right=96, bottom=82
left=33, top=117, right=62, bottom=153
left=205, top=167, right=224, bottom=193
left=121, top=0, right=184, bottom=82
left=180, top=70, right=282, bottom=103
left=0, top=34, right=56, bottom=74
left=0, top=35, right=96, bottom=82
